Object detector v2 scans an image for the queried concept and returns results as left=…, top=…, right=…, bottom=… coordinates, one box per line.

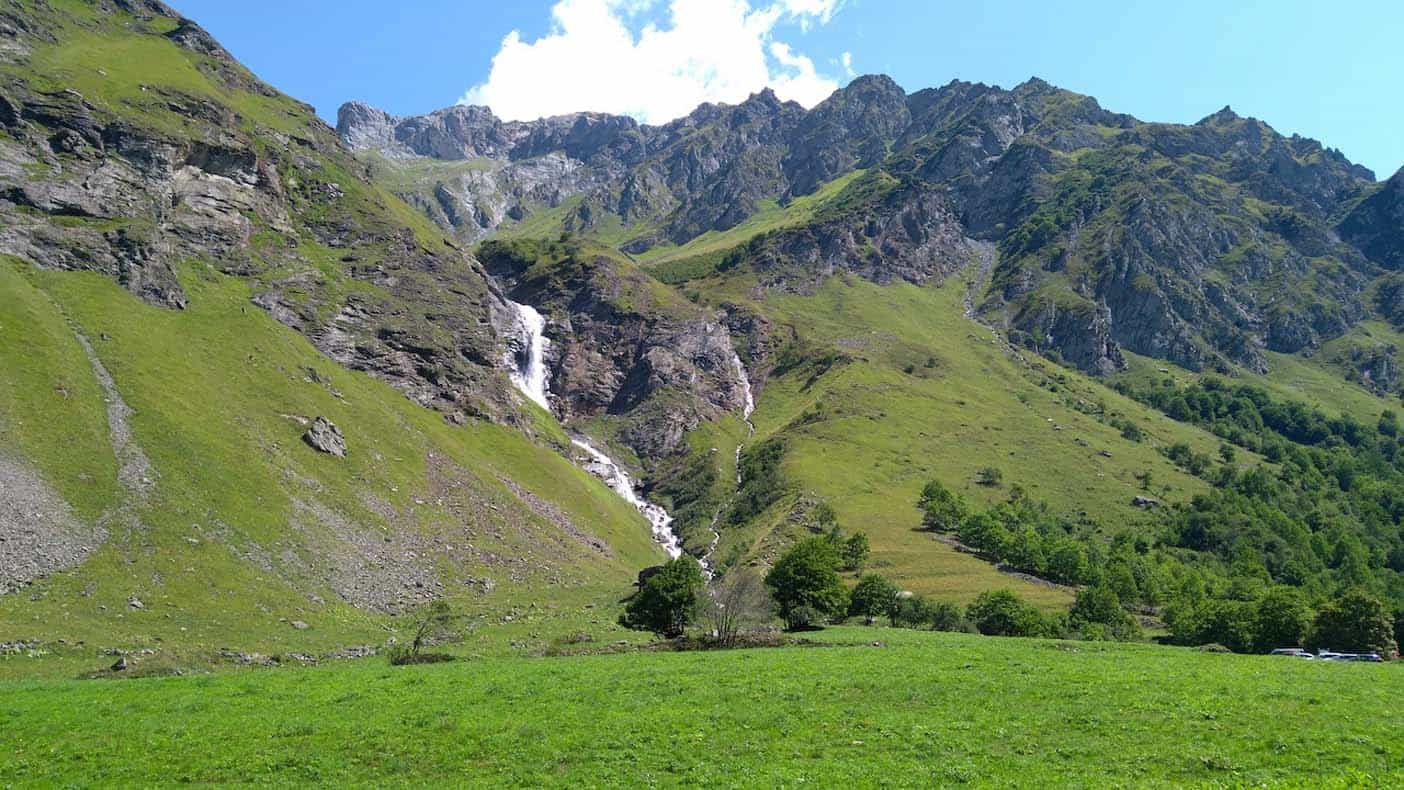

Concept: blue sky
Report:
left=170, top=0, right=1403, bottom=178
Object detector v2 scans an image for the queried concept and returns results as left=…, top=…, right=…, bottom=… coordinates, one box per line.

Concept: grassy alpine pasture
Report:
left=690, top=267, right=1241, bottom=607
left=2, top=627, right=1400, bottom=787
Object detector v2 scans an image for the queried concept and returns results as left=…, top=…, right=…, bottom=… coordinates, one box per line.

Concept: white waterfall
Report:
left=501, top=297, right=686, bottom=561
left=506, top=300, right=551, bottom=411
left=729, top=348, right=755, bottom=486
left=730, top=350, right=756, bottom=424
left=571, top=436, right=684, bottom=560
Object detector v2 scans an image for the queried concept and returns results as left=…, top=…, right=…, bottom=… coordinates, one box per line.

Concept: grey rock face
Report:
left=480, top=240, right=751, bottom=460
left=1339, top=168, right=1404, bottom=269
left=335, top=100, right=402, bottom=153
left=783, top=75, right=911, bottom=197
left=303, top=417, right=347, bottom=457
left=743, top=184, right=973, bottom=292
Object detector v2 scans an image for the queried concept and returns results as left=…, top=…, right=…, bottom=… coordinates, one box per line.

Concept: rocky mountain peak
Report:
left=1198, top=104, right=1241, bottom=125
left=335, top=100, right=401, bottom=151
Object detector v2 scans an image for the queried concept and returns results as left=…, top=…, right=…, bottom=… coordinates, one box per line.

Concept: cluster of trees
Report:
left=1167, top=586, right=1398, bottom=654
left=620, top=556, right=775, bottom=645
left=919, top=480, right=1111, bottom=588
left=623, top=531, right=1142, bottom=646
left=851, top=577, right=1139, bottom=640
left=1117, top=376, right=1404, bottom=612
left=917, top=475, right=1403, bottom=654
left=621, top=524, right=874, bottom=640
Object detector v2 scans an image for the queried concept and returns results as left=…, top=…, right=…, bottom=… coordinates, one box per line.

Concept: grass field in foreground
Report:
left=2, top=626, right=1400, bottom=787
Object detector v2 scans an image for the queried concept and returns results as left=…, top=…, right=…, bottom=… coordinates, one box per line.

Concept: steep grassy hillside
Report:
left=0, top=255, right=663, bottom=654
left=685, top=263, right=1239, bottom=606
left=3, top=627, right=1399, bottom=786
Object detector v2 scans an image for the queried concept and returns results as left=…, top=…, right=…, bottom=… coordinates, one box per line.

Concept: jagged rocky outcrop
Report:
left=731, top=180, right=974, bottom=292
left=478, top=238, right=752, bottom=460
left=1340, top=168, right=1404, bottom=269
left=337, top=80, right=910, bottom=248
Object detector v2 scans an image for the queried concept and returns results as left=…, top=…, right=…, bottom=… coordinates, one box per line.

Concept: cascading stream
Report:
left=730, top=350, right=756, bottom=485
left=504, top=298, right=687, bottom=562
left=702, top=346, right=756, bottom=570
left=570, top=436, right=683, bottom=560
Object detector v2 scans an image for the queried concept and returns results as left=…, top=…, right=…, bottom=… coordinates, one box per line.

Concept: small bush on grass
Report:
left=387, top=600, right=460, bottom=666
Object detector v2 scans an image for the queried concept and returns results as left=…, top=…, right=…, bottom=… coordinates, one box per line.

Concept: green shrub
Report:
left=1069, top=584, right=1140, bottom=641
left=840, top=532, right=870, bottom=571
left=967, top=590, right=1049, bottom=638
left=1306, top=588, right=1397, bottom=654
left=1253, top=587, right=1312, bottom=652
left=928, top=601, right=971, bottom=633
left=917, top=479, right=966, bottom=532
left=848, top=574, right=899, bottom=625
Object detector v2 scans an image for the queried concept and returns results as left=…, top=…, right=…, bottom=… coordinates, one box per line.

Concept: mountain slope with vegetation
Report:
left=0, top=0, right=668, bottom=655
left=347, top=62, right=1404, bottom=635
left=2, top=0, right=1403, bottom=667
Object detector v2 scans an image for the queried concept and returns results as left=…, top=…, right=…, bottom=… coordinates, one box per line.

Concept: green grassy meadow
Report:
left=2, top=626, right=1400, bottom=787
left=692, top=267, right=1245, bottom=607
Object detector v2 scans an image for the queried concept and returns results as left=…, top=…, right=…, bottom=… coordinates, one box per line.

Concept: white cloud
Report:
left=459, top=0, right=846, bottom=125
left=774, top=0, right=842, bottom=31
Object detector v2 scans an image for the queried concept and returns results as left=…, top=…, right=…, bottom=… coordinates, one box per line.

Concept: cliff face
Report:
left=1340, top=168, right=1404, bottom=270
left=478, top=238, right=752, bottom=461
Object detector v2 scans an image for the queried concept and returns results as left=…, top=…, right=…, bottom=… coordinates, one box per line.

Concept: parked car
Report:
left=1269, top=648, right=1314, bottom=659
left=1347, top=653, right=1385, bottom=663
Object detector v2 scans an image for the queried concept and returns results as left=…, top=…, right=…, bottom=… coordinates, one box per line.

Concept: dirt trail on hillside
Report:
left=72, top=329, right=155, bottom=500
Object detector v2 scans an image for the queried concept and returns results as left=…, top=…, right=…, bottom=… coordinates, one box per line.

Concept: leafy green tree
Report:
left=841, top=532, right=870, bottom=572
left=622, top=556, right=704, bottom=637
left=849, top=574, right=899, bottom=625
left=1069, top=584, right=1140, bottom=641
left=958, top=511, right=1009, bottom=555
left=1003, top=527, right=1047, bottom=574
left=966, top=590, right=1048, bottom=637
left=1047, top=539, right=1091, bottom=585
left=918, top=480, right=966, bottom=532
left=765, top=538, right=850, bottom=630
left=1379, top=409, right=1398, bottom=437
left=1306, top=588, right=1397, bottom=654
left=1105, top=562, right=1140, bottom=604
left=1253, top=586, right=1312, bottom=652
left=1192, top=599, right=1259, bottom=653
left=891, top=593, right=937, bottom=628
left=928, top=601, right=970, bottom=632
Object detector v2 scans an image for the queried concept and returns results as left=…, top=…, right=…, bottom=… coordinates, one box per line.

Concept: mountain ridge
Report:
left=339, top=73, right=1396, bottom=381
